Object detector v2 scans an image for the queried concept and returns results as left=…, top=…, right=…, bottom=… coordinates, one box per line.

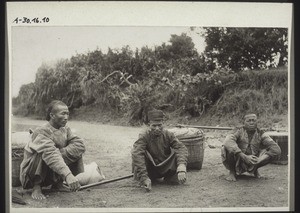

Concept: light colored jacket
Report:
left=20, top=122, right=86, bottom=180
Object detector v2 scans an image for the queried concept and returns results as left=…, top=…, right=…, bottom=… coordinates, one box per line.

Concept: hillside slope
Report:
left=71, top=67, right=288, bottom=130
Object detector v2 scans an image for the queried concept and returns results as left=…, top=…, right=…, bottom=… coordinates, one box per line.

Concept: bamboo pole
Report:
left=175, top=124, right=286, bottom=132
left=79, top=174, right=134, bottom=191
left=175, top=124, right=234, bottom=130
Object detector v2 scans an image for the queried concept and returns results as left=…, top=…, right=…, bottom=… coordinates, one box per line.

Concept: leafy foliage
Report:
left=202, top=27, right=288, bottom=71
left=13, top=30, right=288, bottom=125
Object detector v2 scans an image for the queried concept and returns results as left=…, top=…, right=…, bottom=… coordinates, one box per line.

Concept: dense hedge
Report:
left=12, top=32, right=288, bottom=126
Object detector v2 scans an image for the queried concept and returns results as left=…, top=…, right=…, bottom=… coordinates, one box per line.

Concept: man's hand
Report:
left=239, top=153, right=258, bottom=165
left=141, top=178, right=151, bottom=192
left=177, top=172, right=187, bottom=184
left=65, top=173, right=81, bottom=191
left=253, top=154, right=270, bottom=165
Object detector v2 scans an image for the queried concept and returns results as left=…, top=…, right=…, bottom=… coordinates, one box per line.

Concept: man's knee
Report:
left=68, top=158, right=84, bottom=176
left=221, top=146, right=236, bottom=170
left=221, top=146, right=236, bottom=163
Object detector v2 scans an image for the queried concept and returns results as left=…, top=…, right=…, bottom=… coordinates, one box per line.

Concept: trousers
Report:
left=21, top=153, right=84, bottom=189
left=133, top=149, right=179, bottom=183
left=221, top=146, right=272, bottom=175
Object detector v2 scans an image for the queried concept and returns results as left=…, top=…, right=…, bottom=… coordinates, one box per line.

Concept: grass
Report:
left=164, top=67, right=289, bottom=129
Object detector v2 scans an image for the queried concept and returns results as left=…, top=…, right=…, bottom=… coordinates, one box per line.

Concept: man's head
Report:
left=243, top=113, right=258, bottom=131
left=46, top=100, right=69, bottom=129
left=148, top=110, right=164, bottom=136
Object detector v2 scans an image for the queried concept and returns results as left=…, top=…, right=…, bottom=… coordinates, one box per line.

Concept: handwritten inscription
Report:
left=13, top=17, right=50, bottom=24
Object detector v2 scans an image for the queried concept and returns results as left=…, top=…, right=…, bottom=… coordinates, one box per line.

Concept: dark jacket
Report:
left=132, top=128, right=188, bottom=182
left=223, top=126, right=281, bottom=159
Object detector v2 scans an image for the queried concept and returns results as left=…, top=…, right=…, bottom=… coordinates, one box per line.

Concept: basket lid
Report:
left=265, top=131, right=288, bottom=137
left=168, top=127, right=204, bottom=139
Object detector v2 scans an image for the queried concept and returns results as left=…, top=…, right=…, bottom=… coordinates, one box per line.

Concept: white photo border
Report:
left=6, top=2, right=294, bottom=212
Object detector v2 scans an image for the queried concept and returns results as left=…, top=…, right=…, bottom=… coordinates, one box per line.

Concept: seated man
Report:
left=221, top=113, right=281, bottom=181
left=131, top=109, right=188, bottom=192
left=20, top=100, right=86, bottom=200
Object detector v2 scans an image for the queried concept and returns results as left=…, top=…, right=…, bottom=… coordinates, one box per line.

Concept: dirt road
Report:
left=10, top=117, right=289, bottom=210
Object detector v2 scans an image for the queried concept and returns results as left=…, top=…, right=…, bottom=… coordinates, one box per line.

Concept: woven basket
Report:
left=11, top=131, right=31, bottom=187
left=12, top=147, right=24, bottom=187
left=266, top=131, right=288, bottom=165
left=168, top=127, right=205, bottom=170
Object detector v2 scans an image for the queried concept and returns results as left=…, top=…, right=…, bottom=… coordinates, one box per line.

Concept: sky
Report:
left=11, top=26, right=206, bottom=97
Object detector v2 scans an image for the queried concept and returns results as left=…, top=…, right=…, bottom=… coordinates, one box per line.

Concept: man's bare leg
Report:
left=222, top=147, right=237, bottom=182
left=31, top=184, right=46, bottom=200
left=225, top=170, right=237, bottom=182
left=31, top=177, right=46, bottom=200
left=254, top=169, right=261, bottom=178
left=251, top=155, right=271, bottom=178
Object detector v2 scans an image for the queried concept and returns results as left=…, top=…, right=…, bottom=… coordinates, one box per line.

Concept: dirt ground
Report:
left=10, top=117, right=289, bottom=210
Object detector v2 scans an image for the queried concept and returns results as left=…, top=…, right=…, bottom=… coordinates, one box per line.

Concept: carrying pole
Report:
left=79, top=174, right=134, bottom=191
left=175, top=124, right=286, bottom=132
left=175, top=124, right=234, bottom=130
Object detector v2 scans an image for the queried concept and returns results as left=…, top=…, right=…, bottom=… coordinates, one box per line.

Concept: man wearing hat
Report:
left=221, top=113, right=281, bottom=182
left=131, top=109, right=188, bottom=192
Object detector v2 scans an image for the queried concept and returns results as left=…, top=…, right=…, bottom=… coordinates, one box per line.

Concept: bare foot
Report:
left=225, top=171, right=237, bottom=182
left=254, top=170, right=261, bottom=178
left=31, top=185, right=46, bottom=200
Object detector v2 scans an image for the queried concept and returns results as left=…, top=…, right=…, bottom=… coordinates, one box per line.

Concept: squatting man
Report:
left=221, top=113, right=281, bottom=182
left=131, top=109, right=188, bottom=191
left=20, top=100, right=86, bottom=200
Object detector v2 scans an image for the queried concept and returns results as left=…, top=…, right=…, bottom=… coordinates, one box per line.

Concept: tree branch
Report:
left=67, top=91, right=76, bottom=108
left=99, top=70, right=134, bottom=86
left=99, top=70, right=123, bottom=84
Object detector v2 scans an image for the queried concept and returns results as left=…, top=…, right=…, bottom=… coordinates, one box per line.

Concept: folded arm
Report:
left=260, top=132, right=281, bottom=160
left=60, top=127, right=86, bottom=165
left=29, top=132, right=72, bottom=179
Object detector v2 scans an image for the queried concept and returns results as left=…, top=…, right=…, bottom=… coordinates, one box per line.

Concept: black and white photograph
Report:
left=6, top=2, right=293, bottom=212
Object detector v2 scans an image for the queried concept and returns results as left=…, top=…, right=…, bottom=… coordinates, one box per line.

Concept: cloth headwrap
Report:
left=148, top=110, right=164, bottom=122
left=244, top=114, right=257, bottom=120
